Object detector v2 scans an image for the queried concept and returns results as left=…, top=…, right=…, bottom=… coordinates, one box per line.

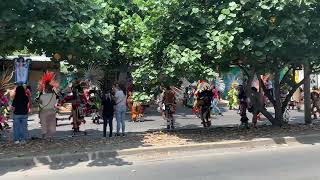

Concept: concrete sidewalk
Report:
left=4, top=105, right=306, bottom=140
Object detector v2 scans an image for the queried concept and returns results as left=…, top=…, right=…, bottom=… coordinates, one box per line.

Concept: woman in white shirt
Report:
left=113, top=83, right=127, bottom=136
left=39, top=84, right=58, bottom=141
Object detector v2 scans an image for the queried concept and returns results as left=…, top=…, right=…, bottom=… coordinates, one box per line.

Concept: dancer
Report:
left=238, top=85, right=249, bottom=128
left=0, top=69, right=14, bottom=133
left=71, top=84, right=86, bottom=133
left=227, top=83, right=239, bottom=110
left=162, top=86, right=176, bottom=129
left=250, top=87, right=264, bottom=128
left=38, top=71, right=59, bottom=140
left=39, top=84, right=58, bottom=141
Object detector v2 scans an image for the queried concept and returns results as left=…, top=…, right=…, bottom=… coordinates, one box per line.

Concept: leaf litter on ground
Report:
left=1, top=123, right=320, bottom=159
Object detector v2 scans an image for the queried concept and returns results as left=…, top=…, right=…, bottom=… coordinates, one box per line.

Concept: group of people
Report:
left=185, top=80, right=266, bottom=128
left=100, top=83, right=127, bottom=137
left=185, top=81, right=224, bottom=127
left=4, top=75, right=130, bottom=144
left=184, top=83, right=223, bottom=116
left=238, top=86, right=265, bottom=128
left=7, top=73, right=319, bottom=144
left=8, top=74, right=61, bottom=144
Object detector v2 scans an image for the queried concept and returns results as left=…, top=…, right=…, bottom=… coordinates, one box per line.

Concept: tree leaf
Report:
left=218, top=14, right=226, bottom=22
left=243, top=39, right=251, bottom=46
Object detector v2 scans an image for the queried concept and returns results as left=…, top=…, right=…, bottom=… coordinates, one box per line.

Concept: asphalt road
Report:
left=3, top=144, right=320, bottom=180
left=8, top=105, right=305, bottom=139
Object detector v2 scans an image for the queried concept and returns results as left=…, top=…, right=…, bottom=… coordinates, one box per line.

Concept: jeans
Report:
left=211, top=99, right=221, bottom=114
left=116, top=108, right=126, bottom=134
left=13, top=114, right=28, bottom=141
left=103, top=115, right=113, bottom=137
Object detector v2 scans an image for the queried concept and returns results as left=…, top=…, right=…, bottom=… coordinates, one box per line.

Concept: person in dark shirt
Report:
left=101, top=91, right=115, bottom=137
left=238, top=85, right=249, bottom=128
left=198, top=89, right=213, bottom=127
left=11, top=85, right=29, bottom=144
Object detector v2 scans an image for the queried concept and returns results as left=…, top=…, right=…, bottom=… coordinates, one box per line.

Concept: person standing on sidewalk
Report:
left=39, top=84, right=58, bottom=141
left=114, top=83, right=127, bottom=136
left=211, top=85, right=223, bottom=116
left=162, top=86, right=176, bottom=129
left=238, top=85, right=249, bottom=128
left=101, top=91, right=115, bottom=137
left=250, top=87, right=264, bottom=128
left=11, top=85, right=29, bottom=144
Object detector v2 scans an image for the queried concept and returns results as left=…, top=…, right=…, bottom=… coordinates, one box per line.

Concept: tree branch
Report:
left=281, top=69, right=312, bottom=113
left=260, top=108, right=277, bottom=125
left=238, top=64, right=249, bottom=78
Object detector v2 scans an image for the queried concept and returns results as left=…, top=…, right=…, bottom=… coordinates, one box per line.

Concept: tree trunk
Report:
left=273, top=70, right=283, bottom=125
left=304, top=63, right=312, bottom=124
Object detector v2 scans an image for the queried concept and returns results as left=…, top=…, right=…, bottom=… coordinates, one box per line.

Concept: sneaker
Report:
left=14, top=141, right=20, bottom=145
left=115, top=133, right=121, bottom=137
left=20, top=140, right=26, bottom=145
left=122, top=133, right=126, bottom=137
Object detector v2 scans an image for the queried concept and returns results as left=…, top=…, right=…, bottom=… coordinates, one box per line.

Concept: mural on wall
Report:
left=14, top=57, right=31, bottom=85
left=221, top=67, right=242, bottom=97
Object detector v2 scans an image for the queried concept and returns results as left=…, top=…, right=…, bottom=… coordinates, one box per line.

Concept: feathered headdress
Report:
left=196, top=81, right=210, bottom=93
left=0, top=68, right=14, bottom=96
left=84, top=63, right=104, bottom=87
left=38, top=71, right=59, bottom=92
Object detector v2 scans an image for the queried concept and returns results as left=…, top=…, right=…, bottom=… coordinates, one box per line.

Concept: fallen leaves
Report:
left=143, top=132, right=188, bottom=146
left=1, top=123, right=320, bottom=160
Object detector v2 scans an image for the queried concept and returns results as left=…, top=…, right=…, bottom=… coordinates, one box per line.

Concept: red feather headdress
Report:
left=38, top=71, right=59, bottom=92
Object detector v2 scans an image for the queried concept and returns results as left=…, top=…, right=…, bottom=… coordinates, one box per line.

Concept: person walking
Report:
left=11, top=86, right=29, bottom=144
left=227, top=84, right=238, bottom=110
left=114, top=83, right=127, bottom=136
left=211, top=85, right=223, bottom=116
left=162, top=86, right=176, bottom=129
left=101, top=91, right=115, bottom=137
left=39, top=84, right=58, bottom=141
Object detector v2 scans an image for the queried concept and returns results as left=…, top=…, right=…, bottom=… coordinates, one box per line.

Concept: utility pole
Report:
left=304, top=62, right=312, bottom=124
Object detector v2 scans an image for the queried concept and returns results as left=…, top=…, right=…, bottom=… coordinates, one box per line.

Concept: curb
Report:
left=1, top=133, right=320, bottom=168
